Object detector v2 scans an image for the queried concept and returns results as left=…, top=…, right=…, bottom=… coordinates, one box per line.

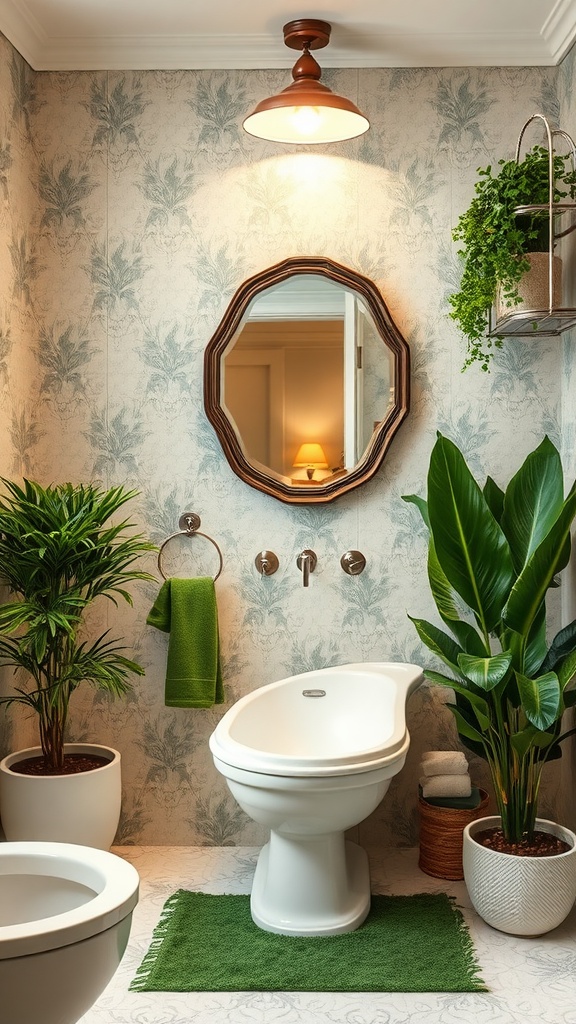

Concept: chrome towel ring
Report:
left=157, top=512, right=223, bottom=581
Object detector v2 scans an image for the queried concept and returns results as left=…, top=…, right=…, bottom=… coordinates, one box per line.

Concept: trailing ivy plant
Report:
left=449, top=146, right=576, bottom=372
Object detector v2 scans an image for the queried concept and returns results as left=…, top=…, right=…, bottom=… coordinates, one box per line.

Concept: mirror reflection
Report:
left=222, top=275, right=394, bottom=485
left=204, top=257, right=410, bottom=504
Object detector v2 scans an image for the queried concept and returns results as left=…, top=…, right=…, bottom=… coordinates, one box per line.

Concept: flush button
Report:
left=302, top=689, right=326, bottom=697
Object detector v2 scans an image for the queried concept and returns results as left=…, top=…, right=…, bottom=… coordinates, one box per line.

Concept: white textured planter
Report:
left=463, top=815, right=576, bottom=936
left=0, top=743, right=121, bottom=851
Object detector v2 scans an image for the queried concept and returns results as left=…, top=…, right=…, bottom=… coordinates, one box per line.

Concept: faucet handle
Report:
left=296, top=549, right=317, bottom=587
left=255, top=550, right=279, bottom=576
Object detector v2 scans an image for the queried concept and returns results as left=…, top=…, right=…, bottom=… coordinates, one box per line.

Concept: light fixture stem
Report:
left=291, top=47, right=322, bottom=84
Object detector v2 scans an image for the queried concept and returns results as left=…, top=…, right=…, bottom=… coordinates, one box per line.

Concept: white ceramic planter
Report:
left=463, top=815, right=576, bottom=936
left=0, top=743, right=121, bottom=851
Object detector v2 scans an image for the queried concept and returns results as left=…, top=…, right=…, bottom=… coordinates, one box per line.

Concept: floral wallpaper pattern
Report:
left=0, top=31, right=575, bottom=847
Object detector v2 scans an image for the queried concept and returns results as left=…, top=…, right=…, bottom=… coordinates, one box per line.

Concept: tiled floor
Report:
left=80, top=845, right=576, bottom=1024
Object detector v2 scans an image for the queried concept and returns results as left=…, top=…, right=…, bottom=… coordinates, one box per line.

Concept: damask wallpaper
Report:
left=0, top=31, right=575, bottom=847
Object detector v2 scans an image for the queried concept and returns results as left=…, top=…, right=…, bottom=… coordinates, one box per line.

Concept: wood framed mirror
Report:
left=203, top=257, right=410, bottom=504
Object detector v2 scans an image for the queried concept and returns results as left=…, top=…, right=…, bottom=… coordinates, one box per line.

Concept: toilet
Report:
left=0, top=841, right=139, bottom=1024
left=209, top=661, right=422, bottom=936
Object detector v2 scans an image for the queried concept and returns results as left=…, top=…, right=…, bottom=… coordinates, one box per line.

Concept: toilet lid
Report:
left=210, top=726, right=409, bottom=776
left=209, top=663, right=419, bottom=777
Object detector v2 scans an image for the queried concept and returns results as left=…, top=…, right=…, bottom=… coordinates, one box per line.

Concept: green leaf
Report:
left=510, top=725, right=556, bottom=759
left=540, top=618, right=576, bottom=673
left=423, top=668, right=462, bottom=688
left=401, top=493, right=429, bottom=529
left=503, top=486, right=576, bottom=637
left=427, top=539, right=460, bottom=622
left=522, top=603, right=548, bottom=677
left=408, top=616, right=462, bottom=672
left=457, top=651, right=512, bottom=691
left=483, top=476, right=505, bottom=522
left=445, top=704, right=486, bottom=746
left=501, top=436, right=564, bottom=574
left=558, top=650, right=576, bottom=691
left=427, top=435, right=515, bottom=634
left=564, top=688, right=576, bottom=708
left=424, top=670, right=490, bottom=725
left=516, top=671, right=561, bottom=730
left=447, top=619, right=488, bottom=656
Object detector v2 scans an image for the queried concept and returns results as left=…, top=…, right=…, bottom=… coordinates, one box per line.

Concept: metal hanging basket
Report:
left=488, top=113, right=576, bottom=339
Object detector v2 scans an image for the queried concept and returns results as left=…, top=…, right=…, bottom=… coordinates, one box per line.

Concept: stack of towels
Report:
left=419, top=750, right=481, bottom=809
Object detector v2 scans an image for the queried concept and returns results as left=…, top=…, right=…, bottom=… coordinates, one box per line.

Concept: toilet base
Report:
left=251, top=833, right=371, bottom=936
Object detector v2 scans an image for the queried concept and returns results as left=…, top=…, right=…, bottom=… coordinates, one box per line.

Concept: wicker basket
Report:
left=418, top=789, right=489, bottom=880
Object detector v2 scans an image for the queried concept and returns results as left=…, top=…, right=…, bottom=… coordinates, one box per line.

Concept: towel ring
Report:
left=157, top=512, right=223, bottom=582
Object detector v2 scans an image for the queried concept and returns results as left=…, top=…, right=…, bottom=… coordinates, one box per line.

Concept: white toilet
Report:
left=0, top=841, right=139, bottom=1024
left=209, top=661, right=422, bottom=936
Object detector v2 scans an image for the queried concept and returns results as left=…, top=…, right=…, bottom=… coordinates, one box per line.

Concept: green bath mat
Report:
left=130, top=890, right=486, bottom=993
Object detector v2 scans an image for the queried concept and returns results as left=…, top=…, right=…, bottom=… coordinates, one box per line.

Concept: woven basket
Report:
left=418, top=789, right=489, bottom=880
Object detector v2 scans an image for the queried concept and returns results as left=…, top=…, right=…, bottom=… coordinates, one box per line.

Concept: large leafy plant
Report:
left=0, top=480, right=155, bottom=771
left=403, top=435, right=576, bottom=846
left=449, top=146, right=576, bottom=371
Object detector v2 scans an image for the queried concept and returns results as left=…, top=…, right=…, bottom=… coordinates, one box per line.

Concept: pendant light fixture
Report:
left=243, top=19, right=370, bottom=145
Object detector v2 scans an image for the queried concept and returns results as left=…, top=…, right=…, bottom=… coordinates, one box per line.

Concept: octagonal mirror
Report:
left=203, top=257, right=410, bottom=504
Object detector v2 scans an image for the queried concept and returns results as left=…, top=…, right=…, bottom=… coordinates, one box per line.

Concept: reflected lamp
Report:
left=293, top=441, right=329, bottom=480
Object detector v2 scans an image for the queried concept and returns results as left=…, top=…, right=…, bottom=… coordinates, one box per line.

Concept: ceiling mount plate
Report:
left=282, top=19, right=331, bottom=51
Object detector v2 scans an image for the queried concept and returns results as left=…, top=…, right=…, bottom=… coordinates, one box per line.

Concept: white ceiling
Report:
left=0, top=0, right=575, bottom=71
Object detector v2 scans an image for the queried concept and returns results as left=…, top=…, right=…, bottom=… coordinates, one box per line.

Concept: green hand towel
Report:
left=146, top=578, right=224, bottom=708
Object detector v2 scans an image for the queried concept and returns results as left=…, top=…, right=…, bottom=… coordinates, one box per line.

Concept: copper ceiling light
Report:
left=243, top=19, right=370, bottom=145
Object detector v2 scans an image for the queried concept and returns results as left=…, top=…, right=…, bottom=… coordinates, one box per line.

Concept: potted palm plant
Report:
left=403, top=434, right=576, bottom=934
left=0, top=479, right=155, bottom=848
left=449, top=142, right=576, bottom=371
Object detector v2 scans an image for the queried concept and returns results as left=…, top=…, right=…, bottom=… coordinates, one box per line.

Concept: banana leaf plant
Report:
left=403, top=434, right=576, bottom=846
left=0, top=480, right=156, bottom=771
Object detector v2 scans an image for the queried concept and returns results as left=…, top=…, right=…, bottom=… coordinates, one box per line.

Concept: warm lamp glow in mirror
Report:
left=293, top=442, right=329, bottom=481
left=204, top=257, right=410, bottom=504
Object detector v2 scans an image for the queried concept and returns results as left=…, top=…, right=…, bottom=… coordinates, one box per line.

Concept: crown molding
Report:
left=0, top=3, right=572, bottom=72
left=542, top=0, right=576, bottom=63
left=0, top=0, right=48, bottom=68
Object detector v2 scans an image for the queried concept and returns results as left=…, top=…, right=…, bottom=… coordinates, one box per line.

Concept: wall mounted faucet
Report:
left=296, top=549, right=317, bottom=587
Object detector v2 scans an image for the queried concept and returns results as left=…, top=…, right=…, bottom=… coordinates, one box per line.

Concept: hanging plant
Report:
left=449, top=145, right=576, bottom=371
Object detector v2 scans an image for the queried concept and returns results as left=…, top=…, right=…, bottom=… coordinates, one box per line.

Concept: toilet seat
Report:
left=209, top=663, right=419, bottom=777
left=210, top=729, right=410, bottom=778
left=0, top=843, right=139, bottom=959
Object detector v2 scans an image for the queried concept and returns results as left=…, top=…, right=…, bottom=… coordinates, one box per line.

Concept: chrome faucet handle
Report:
left=296, top=549, right=317, bottom=587
left=255, top=550, right=279, bottom=576
left=340, top=550, right=366, bottom=575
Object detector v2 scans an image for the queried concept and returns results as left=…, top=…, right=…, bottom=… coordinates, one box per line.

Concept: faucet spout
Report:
left=296, top=549, right=317, bottom=587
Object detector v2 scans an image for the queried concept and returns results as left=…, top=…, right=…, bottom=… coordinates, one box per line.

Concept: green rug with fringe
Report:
left=130, top=890, right=486, bottom=992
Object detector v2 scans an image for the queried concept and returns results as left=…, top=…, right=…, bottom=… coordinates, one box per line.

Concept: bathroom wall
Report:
left=1, top=30, right=575, bottom=845
left=558, top=42, right=576, bottom=829
left=0, top=43, right=40, bottom=759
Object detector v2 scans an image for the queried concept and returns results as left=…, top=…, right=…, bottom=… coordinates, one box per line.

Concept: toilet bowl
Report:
left=210, top=661, right=422, bottom=936
left=0, top=841, right=139, bottom=1024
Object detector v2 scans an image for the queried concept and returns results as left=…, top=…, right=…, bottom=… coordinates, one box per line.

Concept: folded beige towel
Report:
left=420, top=773, right=472, bottom=799
left=421, top=750, right=468, bottom=776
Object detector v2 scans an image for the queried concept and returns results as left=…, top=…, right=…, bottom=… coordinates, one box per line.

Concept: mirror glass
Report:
left=204, top=258, right=410, bottom=504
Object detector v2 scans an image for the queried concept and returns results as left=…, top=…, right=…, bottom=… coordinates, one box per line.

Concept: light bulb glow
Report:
left=290, top=106, right=323, bottom=136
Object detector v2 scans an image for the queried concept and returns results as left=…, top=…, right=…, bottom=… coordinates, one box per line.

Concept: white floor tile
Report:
left=78, top=846, right=576, bottom=1024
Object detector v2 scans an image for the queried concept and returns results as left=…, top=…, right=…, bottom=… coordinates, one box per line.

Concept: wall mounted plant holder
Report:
left=488, top=113, right=576, bottom=340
